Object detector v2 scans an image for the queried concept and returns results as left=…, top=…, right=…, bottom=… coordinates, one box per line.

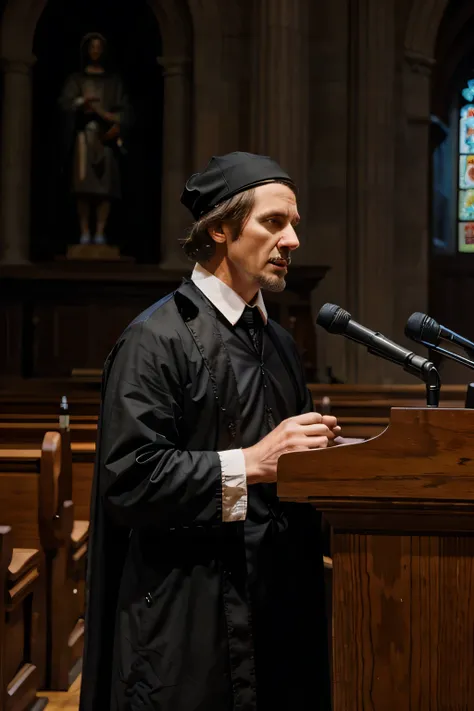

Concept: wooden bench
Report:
left=0, top=423, right=95, bottom=524
left=0, top=433, right=84, bottom=691
left=0, top=525, right=46, bottom=711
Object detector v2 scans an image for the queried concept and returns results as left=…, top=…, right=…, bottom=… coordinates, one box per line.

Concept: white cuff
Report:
left=218, top=449, right=247, bottom=522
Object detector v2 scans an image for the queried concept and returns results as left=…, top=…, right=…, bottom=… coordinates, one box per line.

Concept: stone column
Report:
left=344, top=0, right=397, bottom=383
left=157, top=56, right=192, bottom=270
left=250, top=0, right=309, bottom=234
left=392, top=52, right=434, bottom=361
left=0, top=57, right=35, bottom=264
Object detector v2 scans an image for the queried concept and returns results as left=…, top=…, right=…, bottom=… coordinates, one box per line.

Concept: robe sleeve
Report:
left=99, top=321, right=223, bottom=529
left=58, top=74, right=83, bottom=113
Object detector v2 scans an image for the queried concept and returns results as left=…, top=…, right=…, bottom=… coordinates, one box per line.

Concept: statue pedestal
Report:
left=65, top=244, right=126, bottom=261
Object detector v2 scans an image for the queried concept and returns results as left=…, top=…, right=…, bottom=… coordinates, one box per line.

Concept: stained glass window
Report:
left=458, top=80, right=474, bottom=252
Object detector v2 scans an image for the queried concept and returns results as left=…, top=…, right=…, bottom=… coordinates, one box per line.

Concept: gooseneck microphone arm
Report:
left=317, top=303, right=441, bottom=407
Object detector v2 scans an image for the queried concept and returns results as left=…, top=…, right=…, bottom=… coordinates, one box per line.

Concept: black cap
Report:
left=180, top=151, right=295, bottom=219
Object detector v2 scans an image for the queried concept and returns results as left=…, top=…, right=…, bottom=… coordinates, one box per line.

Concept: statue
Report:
left=59, top=33, right=130, bottom=246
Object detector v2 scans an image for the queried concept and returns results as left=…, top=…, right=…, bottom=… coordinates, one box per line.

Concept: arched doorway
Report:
left=30, top=0, right=163, bottom=262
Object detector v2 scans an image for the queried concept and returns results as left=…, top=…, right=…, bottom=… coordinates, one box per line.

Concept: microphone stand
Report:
left=366, top=345, right=441, bottom=408
left=417, top=339, right=474, bottom=409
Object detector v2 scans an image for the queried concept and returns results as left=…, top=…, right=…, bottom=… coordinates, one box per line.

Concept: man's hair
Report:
left=181, top=180, right=296, bottom=263
left=182, top=189, right=256, bottom=262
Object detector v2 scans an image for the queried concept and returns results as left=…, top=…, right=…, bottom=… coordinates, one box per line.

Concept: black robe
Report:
left=79, top=279, right=330, bottom=711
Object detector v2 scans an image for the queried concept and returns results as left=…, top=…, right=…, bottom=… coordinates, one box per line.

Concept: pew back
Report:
left=0, top=424, right=95, bottom=521
left=0, top=433, right=62, bottom=551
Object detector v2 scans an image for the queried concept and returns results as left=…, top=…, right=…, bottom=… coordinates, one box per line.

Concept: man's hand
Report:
left=243, top=412, right=341, bottom=485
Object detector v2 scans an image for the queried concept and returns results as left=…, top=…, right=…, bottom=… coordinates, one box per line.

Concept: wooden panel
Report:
left=0, top=476, right=40, bottom=550
left=0, top=301, right=23, bottom=377
left=0, top=263, right=327, bottom=380
left=332, top=533, right=474, bottom=710
left=32, top=295, right=153, bottom=377
left=5, top=602, right=26, bottom=693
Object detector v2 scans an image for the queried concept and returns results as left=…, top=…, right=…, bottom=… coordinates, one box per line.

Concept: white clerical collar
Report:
left=191, top=262, right=268, bottom=326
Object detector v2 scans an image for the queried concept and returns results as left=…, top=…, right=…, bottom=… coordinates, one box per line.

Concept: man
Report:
left=59, top=33, right=130, bottom=245
left=79, top=151, right=340, bottom=711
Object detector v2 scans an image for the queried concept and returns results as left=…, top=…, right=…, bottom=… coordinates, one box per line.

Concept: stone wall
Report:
left=0, top=0, right=460, bottom=384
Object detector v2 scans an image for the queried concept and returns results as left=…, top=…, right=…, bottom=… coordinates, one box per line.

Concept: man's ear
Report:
left=207, top=222, right=227, bottom=244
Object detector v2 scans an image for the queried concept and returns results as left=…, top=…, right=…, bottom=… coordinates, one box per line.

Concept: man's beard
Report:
left=256, top=273, right=287, bottom=293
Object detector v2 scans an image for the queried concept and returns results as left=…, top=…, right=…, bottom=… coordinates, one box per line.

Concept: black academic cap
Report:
left=180, top=151, right=295, bottom=219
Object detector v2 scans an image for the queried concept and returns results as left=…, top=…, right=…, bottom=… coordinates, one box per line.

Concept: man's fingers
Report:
left=289, top=412, right=323, bottom=425
left=304, top=436, right=330, bottom=449
left=300, top=423, right=331, bottom=437
left=285, top=436, right=330, bottom=451
left=322, top=415, right=338, bottom=429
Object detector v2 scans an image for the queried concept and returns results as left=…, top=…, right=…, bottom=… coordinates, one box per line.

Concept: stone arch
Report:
left=404, top=0, right=450, bottom=59
left=0, top=0, right=192, bottom=62
left=0, top=0, right=193, bottom=265
left=0, top=0, right=44, bottom=62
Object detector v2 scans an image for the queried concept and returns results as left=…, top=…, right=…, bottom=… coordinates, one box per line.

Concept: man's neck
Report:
left=199, top=261, right=259, bottom=305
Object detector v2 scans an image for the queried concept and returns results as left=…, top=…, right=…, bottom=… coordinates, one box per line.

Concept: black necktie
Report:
left=239, top=305, right=264, bottom=354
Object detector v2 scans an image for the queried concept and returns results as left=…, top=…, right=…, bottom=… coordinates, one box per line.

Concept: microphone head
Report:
left=316, top=303, right=352, bottom=334
left=405, top=312, right=441, bottom=346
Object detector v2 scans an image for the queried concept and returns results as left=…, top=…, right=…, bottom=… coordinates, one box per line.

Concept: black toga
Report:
left=79, top=279, right=331, bottom=711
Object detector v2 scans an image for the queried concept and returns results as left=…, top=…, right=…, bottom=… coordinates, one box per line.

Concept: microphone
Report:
left=405, top=312, right=474, bottom=373
left=405, top=312, right=474, bottom=358
left=316, top=303, right=441, bottom=405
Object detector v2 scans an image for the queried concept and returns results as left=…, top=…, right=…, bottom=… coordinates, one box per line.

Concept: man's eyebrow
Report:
left=258, top=210, right=300, bottom=223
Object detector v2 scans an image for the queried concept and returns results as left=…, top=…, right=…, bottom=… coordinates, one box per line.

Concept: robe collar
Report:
left=191, top=263, right=268, bottom=326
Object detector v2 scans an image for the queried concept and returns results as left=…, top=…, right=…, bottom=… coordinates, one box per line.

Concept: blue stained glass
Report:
left=459, top=111, right=474, bottom=153
left=459, top=189, right=474, bottom=220
left=459, top=156, right=474, bottom=188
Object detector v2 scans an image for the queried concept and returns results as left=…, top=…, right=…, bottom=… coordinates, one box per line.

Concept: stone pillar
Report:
left=344, top=0, right=397, bottom=383
left=0, top=57, right=35, bottom=264
left=157, top=56, right=192, bottom=270
left=392, top=52, right=434, bottom=360
left=250, top=0, right=309, bottom=234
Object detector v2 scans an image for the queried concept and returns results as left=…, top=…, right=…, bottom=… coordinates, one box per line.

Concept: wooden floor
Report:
left=38, top=676, right=80, bottom=710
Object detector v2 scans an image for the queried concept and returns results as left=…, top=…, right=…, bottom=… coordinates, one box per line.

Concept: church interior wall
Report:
left=1, top=0, right=474, bottom=386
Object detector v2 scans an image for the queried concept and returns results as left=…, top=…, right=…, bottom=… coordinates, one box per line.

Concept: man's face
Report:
left=88, top=38, right=104, bottom=63
left=222, top=182, right=300, bottom=293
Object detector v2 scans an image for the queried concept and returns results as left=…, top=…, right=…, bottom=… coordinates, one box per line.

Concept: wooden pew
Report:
left=0, top=525, right=46, bottom=711
left=0, top=382, right=468, bottom=443
left=0, top=434, right=83, bottom=691
left=0, top=423, right=95, bottom=523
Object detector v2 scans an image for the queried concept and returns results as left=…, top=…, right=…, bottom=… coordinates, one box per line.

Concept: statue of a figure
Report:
left=59, top=33, right=130, bottom=245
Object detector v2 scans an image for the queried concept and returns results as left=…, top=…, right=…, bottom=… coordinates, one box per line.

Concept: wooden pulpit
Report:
left=277, top=407, right=474, bottom=711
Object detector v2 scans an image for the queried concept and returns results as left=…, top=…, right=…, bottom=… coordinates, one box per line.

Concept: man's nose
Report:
left=279, top=225, right=300, bottom=251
